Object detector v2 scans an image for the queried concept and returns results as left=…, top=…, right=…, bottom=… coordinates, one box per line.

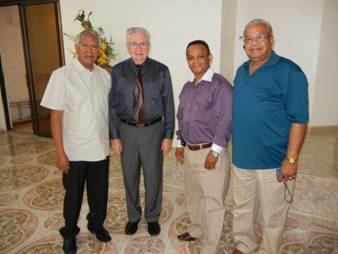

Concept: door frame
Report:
left=0, top=0, right=64, bottom=136
left=0, top=55, right=11, bottom=130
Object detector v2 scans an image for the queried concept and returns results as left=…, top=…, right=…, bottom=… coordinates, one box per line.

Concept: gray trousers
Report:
left=120, top=121, right=164, bottom=222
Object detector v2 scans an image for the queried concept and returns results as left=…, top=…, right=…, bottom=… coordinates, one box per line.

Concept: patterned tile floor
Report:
left=0, top=130, right=337, bottom=254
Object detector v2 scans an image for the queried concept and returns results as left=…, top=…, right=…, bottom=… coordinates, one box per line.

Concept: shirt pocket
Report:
left=66, top=89, right=95, bottom=139
left=67, top=87, right=90, bottom=112
left=145, top=81, right=163, bottom=117
left=94, top=84, right=109, bottom=108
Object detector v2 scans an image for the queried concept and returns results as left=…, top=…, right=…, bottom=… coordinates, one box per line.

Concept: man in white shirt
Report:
left=41, top=30, right=111, bottom=254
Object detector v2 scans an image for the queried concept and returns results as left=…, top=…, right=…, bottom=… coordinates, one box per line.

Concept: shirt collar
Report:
left=244, top=51, right=279, bottom=70
left=264, top=51, right=279, bottom=66
left=129, top=57, right=149, bottom=71
left=74, top=59, right=96, bottom=73
left=188, top=68, right=214, bottom=83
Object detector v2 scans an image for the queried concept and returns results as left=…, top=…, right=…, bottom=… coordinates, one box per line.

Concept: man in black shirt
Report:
left=108, top=26, right=175, bottom=236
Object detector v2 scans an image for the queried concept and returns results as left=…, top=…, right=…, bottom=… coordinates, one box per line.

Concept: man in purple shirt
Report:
left=175, top=40, right=233, bottom=254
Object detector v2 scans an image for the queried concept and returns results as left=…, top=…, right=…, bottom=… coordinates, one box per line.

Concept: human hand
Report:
left=56, top=150, right=70, bottom=174
left=161, top=139, right=172, bottom=156
left=204, top=152, right=218, bottom=170
left=278, top=158, right=298, bottom=182
left=111, top=139, right=122, bottom=157
left=175, top=147, right=184, bottom=165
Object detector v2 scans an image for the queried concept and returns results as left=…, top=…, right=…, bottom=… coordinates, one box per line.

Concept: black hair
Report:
left=186, top=40, right=210, bottom=55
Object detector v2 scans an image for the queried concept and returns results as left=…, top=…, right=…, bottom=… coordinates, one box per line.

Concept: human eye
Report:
left=141, top=42, right=149, bottom=48
left=187, top=56, right=194, bottom=61
left=257, top=34, right=265, bottom=41
left=198, top=54, right=206, bottom=59
left=244, top=37, right=253, bottom=44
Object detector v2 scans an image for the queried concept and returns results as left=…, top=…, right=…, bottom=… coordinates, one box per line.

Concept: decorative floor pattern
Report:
left=0, top=130, right=337, bottom=254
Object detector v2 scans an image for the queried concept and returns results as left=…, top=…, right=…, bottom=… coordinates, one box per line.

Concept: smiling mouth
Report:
left=249, top=48, right=262, bottom=52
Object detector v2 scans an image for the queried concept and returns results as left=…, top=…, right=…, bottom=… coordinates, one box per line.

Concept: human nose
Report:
left=251, top=37, right=260, bottom=44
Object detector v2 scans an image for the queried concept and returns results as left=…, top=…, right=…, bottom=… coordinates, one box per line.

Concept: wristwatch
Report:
left=209, top=150, right=219, bottom=157
left=286, top=156, right=297, bottom=164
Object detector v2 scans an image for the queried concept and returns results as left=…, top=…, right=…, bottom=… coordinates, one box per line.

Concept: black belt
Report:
left=121, top=117, right=162, bottom=128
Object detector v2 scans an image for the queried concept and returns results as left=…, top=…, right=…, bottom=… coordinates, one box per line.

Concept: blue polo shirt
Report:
left=232, top=52, right=308, bottom=169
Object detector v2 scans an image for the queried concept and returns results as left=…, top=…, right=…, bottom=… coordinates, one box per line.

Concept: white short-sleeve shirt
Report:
left=41, top=59, right=111, bottom=161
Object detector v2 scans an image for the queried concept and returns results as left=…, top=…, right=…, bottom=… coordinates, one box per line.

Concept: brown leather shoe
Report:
left=177, top=232, right=197, bottom=241
left=231, top=249, right=245, bottom=254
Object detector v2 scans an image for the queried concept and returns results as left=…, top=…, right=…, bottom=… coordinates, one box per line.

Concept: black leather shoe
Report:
left=147, top=221, right=160, bottom=236
left=63, top=237, right=76, bottom=254
left=88, top=226, right=111, bottom=242
left=177, top=232, right=197, bottom=241
left=125, top=219, right=140, bottom=235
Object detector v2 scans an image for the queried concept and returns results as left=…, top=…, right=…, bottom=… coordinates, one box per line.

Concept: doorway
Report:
left=0, top=0, right=64, bottom=137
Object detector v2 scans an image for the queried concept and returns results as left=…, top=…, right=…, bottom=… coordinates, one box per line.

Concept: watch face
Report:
left=288, top=157, right=296, bottom=163
left=210, top=151, right=219, bottom=157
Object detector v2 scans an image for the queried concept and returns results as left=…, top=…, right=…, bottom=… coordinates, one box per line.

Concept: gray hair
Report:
left=244, top=18, right=273, bottom=37
left=126, top=27, right=151, bottom=43
left=75, top=30, right=99, bottom=46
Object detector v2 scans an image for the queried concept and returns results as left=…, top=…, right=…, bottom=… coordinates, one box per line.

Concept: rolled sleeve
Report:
left=40, top=70, right=66, bottom=110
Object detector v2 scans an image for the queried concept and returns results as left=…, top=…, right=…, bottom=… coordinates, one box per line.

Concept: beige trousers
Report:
left=231, top=165, right=295, bottom=254
left=184, top=147, right=230, bottom=254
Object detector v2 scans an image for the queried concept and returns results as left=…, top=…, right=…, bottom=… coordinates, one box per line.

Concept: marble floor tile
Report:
left=0, top=130, right=337, bottom=254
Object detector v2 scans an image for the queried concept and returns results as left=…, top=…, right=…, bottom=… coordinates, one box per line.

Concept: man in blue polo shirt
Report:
left=231, top=19, right=308, bottom=254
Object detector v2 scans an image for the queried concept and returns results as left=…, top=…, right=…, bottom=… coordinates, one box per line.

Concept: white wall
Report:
left=0, top=6, right=30, bottom=130
left=311, top=0, right=338, bottom=126
left=233, top=0, right=324, bottom=125
left=59, top=0, right=223, bottom=114
left=0, top=6, right=29, bottom=103
left=1, top=0, right=336, bottom=131
left=220, top=0, right=237, bottom=82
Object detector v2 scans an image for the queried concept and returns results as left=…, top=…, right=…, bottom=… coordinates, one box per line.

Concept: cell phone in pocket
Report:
left=276, top=167, right=281, bottom=180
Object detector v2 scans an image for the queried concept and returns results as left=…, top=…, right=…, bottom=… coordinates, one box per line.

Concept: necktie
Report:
left=135, top=65, right=144, bottom=122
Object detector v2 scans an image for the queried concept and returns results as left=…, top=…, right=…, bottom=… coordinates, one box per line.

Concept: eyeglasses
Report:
left=240, top=34, right=270, bottom=44
left=128, top=41, right=148, bottom=49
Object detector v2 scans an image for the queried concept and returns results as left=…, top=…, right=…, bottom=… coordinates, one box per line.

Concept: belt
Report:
left=121, top=117, right=162, bottom=128
left=187, top=143, right=212, bottom=151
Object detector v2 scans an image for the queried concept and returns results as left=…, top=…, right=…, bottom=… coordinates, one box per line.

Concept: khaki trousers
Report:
left=184, top=147, right=230, bottom=254
left=231, top=165, right=295, bottom=254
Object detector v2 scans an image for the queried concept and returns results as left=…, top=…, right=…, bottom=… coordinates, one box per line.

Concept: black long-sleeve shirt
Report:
left=109, top=57, right=175, bottom=139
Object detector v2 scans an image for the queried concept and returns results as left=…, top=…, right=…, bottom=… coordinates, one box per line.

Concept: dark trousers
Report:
left=59, top=158, right=109, bottom=238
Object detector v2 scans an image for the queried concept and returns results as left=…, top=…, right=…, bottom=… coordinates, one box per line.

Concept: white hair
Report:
left=75, top=30, right=99, bottom=45
left=126, top=27, right=151, bottom=43
left=244, top=18, right=273, bottom=37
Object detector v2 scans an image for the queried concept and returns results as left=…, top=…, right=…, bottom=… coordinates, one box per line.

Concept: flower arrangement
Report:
left=65, top=10, right=117, bottom=68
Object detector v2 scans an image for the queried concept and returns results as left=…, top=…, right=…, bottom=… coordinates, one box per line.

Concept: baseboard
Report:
left=309, top=125, right=338, bottom=135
